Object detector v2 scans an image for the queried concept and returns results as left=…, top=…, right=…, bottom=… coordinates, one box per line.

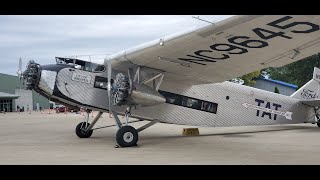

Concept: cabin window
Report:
left=182, top=97, right=200, bottom=110
left=161, top=91, right=181, bottom=105
left=200, top=101, right=217, bottom=113
left=94, top=76, right=113, bottom=90
left=158, top=90, right=218, bottom=114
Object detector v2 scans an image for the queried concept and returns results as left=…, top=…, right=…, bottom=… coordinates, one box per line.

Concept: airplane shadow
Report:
left=89, top=124, right=320, bottom=147
left=142, top=124, right=319, bottom=140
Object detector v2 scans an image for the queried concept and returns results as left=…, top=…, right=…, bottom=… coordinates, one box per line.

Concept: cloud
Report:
left=0, top=15, right=233, bottom=75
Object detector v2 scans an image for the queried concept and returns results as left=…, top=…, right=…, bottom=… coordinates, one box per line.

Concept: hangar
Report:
left=0, top=73, right=50, bottom=112
left=0, top=92, right=19, bottom=112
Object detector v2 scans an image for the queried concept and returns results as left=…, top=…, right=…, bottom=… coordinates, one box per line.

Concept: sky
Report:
left=0, top=15, right=233, bottom=76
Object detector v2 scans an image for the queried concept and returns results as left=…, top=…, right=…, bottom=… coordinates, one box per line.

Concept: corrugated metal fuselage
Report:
left=38, top=66, right=314, bottom=128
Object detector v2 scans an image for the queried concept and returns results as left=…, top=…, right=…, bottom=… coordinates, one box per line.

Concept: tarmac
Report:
left=1, top=111, right=320, bottom=164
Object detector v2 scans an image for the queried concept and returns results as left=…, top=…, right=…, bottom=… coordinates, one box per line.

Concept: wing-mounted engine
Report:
left=110, top=67, right=166, bottom=108
left=111, top=73, right=130, bottom=106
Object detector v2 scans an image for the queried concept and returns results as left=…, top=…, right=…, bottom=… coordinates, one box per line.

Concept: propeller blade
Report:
left=128, top=68, right=133, bottom=95
left=107, top=59, right=112, bottom=114
left=17, top=57, right=23, bottom=81
left=133, top=67, right=140, bottom=83
left=19, top=57, right=22, bottom=72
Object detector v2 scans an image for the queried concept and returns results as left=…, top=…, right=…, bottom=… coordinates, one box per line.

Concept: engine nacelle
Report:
left=111, top=73, right=166, bottom=107
left=130, top=83, right=166, bottom=107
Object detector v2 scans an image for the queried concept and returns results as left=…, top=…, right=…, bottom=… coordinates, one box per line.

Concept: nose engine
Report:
left=22, top=60, right=41, bottom=90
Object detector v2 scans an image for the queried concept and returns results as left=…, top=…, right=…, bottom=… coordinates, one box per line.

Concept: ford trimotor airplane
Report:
left=20, top=15, right=320, bottom=147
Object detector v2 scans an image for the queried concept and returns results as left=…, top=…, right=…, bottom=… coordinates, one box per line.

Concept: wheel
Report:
left=317, top=122, right=320, bottom=128
left=116, top=125, right=138, bottom=147
left=75, top=122, right=93, bottom=138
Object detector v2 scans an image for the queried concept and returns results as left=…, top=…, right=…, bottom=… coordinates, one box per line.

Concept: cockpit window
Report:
left=90, top=62, right=105, bottom=72
left=55, top=57, right=105, bottom=73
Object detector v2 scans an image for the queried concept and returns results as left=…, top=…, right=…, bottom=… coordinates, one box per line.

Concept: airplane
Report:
left=19, top=15, right=320, bottom=148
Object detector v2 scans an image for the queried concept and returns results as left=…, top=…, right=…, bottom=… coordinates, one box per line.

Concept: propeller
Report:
left=17, top=57, right=23, bottom=81
left=107, top=59, right=112, bottom=115
left=106, top=59, right=136, bottom=119
left=128, top=68, right=133, bottom=95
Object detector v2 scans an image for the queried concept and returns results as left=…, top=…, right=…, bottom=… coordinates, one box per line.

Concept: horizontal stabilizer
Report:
left=300, top=99, right=320, bottom=107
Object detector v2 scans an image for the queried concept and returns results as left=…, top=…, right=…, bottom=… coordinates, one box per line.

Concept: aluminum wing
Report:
left=106, top=15, right=320, bottom=85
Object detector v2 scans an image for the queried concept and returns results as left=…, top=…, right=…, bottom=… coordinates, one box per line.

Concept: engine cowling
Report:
left=111, top=73, right=166, bottom=107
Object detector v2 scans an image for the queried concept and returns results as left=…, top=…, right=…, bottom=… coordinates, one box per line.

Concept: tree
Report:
left=238, top=70, right=261, bottom=86
left=274, top=86, right=280, bottom=94
left=265, top=53, right=320, bottom=88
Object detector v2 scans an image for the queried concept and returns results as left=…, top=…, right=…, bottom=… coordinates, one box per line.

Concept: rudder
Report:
left=291, top=67, right=320, bottom=100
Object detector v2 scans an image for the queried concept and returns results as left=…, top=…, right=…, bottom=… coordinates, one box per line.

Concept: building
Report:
left=0, top=73, right=50, bottom=112
left=0, top=92, right=19, bottom=112
left=254, top=77, right=298, bottom=96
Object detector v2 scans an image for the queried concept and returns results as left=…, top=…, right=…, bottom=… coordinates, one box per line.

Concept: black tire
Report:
left=116, top=126, right=138, bottom=147
left=75, top=122, right=93, bottom=138
left=317, top=122, right=320, bottom=128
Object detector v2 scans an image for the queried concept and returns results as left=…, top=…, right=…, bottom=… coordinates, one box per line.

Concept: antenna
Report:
left=192, top=16, right=215, bottom=25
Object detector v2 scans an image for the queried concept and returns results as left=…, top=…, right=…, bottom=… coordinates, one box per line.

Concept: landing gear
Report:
left=316, top=114, right=320, bottom=127
left=110, top=110, right=160, bottom=148
left=314, top=108, right=320, bottom=128
left=74, top=108, right=159, bottom=147
left=75, top=110, right=103, bottom=138
left=113, top=108, right=138, bottom=147
left=75, top=122, right=93, bottom=138
left=116, top=126, right=138, bottom=147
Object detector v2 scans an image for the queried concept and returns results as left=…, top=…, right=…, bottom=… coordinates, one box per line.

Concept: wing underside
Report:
left=106, top=15, right=320, bottom=85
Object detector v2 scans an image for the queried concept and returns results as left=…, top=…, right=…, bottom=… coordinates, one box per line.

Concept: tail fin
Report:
left=290, top=67, right=320, bottom=100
